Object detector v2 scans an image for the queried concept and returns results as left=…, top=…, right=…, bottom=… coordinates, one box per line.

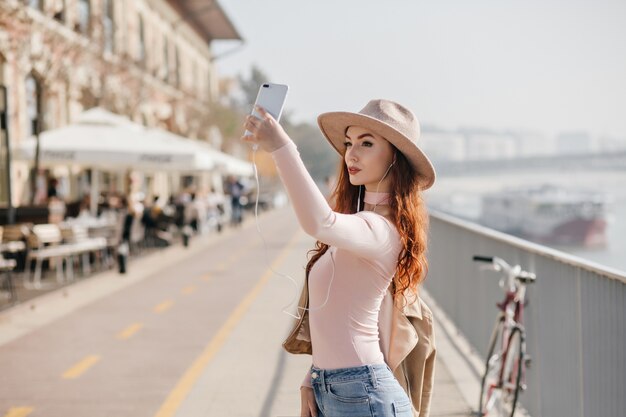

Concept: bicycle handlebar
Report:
left=473, top=255, right=511, bottom=272
left=472, top=255, right=494, bottom=263
left=472, top=255, right=537, bottom=284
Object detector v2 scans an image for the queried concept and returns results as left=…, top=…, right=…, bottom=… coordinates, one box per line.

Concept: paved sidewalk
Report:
left=0, top=207, right=475, bottom=417
left=0, top=218, right=256, bottom=347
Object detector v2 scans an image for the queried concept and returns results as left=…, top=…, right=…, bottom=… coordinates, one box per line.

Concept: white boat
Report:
left=480, top=184, right=609, bottom=247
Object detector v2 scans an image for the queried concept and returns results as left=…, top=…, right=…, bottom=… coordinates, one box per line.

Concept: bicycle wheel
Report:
left=479, top=317, right=505, bottom=416
left=497, top=327, right=525, bottom=417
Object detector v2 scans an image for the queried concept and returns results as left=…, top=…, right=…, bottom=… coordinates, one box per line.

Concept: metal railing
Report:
left=425, top=210, right=625, bottom=417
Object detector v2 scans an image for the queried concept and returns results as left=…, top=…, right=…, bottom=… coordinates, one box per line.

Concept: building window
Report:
left=174, top=46, right=180, bottom=87
left=138, top=14, right=146, bottom=64
left=163, top=36, right=169, bottom=81
left=0, top=55, right=7, bottom=205
left=192, top=61, right=197, bottom=92
left=25, top=74, right=42, bottom=137
left=207, top=73, right=213, bottom=101
left=28, top=0, right=42, bottom=10
left=53, top=0, right=66, bottom=22
left=103, top=0, right=115, bottom=53
left=77, top=0, right=91, bottom=35
left=64, top=80, right=71, bottom=124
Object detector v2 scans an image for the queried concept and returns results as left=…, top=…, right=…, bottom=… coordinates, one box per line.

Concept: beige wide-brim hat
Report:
left=317, top=99, right=436, bottom=190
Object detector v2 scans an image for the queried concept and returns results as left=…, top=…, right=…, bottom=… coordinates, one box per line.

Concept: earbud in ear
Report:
left=390, top=152, right=397, bottom=167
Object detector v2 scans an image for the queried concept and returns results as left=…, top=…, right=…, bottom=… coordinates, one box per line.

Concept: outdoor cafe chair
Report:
left=24, top=224, right=76, bottom=289
left=60, top=225, right=108, bottom=276
left=0, top=253, right=17, bottom=304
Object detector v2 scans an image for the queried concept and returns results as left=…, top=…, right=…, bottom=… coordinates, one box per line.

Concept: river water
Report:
left=426, top=168, right=626, bottom=274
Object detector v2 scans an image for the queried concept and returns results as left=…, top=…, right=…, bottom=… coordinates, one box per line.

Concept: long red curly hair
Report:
left=305, top=149, right=429, bottom=305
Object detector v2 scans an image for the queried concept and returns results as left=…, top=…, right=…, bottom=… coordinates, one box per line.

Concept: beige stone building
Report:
left=0, top=0, right=242, bottom=211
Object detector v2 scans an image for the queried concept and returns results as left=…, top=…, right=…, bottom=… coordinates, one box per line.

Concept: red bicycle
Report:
left=474, top=255, right=536, bottom=417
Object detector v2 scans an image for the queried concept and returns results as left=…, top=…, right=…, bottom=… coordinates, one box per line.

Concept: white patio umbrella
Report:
left=146, top=128, right=253, bottom=176
left=205, top=149, right=254, bottom=177
left=15, top=108, right=214, bottom=172
left=14, top=107, right=220, bottom=214
left=14, top=107, right=252, bottom=212
left=144, top=129, right=216, bottom=172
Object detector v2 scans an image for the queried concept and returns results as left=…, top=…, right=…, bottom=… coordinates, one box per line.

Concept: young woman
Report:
left=243, top=99, right=436, bottom=417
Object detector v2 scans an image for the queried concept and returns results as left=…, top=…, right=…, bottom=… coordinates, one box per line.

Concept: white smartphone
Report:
left=245, top=83, right=289, bottom=136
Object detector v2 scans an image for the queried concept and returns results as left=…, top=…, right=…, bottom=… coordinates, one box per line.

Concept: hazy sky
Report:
left=213, top=0, right=626, bottom=138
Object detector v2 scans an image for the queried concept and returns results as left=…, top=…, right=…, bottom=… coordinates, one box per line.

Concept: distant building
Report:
left=596, top=135, right=626, bottom=153
left=0, top=0, right=241, bottom=206
left=422, top=127, right=558, bottom=162
left=507, top=130, right=554, bottom=157
left=420, top=131, right=466, bottom=162
left=556, top=131, right=593, bottom=155
left=461, top=129, right=517, bottom=161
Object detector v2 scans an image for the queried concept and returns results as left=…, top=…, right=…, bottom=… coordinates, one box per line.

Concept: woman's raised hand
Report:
left=300, top=386, right=318, bottom=417
left=241, top=106, right=291, bottom=152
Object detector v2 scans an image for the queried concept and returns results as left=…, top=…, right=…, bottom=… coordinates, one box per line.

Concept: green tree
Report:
left=284, top=119, right=340, bottom=184
left=233, top=65, right=339, bottom=183
left=237, top=65, right=270, bottom=110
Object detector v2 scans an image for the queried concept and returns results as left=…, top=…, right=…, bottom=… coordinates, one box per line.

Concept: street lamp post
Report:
left=0, top=84, right=15, bottom=224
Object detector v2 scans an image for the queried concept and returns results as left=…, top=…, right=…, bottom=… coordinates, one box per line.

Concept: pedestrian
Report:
left=226, top=176, right=245, bottom=226
left=206, top=187, right=226, bottom=233
left=118, top=196, right=134, bottom=274
left=184, top=193, right=200, bottom=233
left=242, top=99, right=437, bottom=417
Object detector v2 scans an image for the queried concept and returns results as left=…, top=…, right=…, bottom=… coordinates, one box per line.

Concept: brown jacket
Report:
left=282, top=276, right=436, bottom=417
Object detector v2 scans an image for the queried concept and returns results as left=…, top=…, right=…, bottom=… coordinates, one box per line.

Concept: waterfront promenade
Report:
left=0, top=206, right=473, bottom=417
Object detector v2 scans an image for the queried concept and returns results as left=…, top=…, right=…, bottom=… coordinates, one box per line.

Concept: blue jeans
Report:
left=310, top=363, right=413, bottom=417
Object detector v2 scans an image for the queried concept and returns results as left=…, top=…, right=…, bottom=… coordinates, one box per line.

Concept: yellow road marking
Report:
left=117, top=323, right=143, bottom=340
left=3, top=407, right=34, bottom=417
left=152, top=231, right=301, bottom=417
left=215, top=240, right=257, bottom=272
left=230, top=241, right=257, bottom=262
left=154, top=300, right=174, bottom=313
left=62, top=355, right=101, bottom=379
left=181, top=285, right=196, bottom=295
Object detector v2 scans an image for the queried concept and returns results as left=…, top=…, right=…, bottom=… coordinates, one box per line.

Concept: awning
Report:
left=166, top=0, right=243, bottom=43
left=206, top=149, right=254, bottom=176
left=14, top=107, right=252, bottom=175
left=146, top=128, right=253, bottom=176
left=17, top=130, right=210, bottom=172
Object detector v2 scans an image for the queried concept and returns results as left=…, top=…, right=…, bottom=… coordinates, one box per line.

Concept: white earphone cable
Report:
left=251, top=147, right=335, bottom=319
left=250, top=148, right=394, bottom=319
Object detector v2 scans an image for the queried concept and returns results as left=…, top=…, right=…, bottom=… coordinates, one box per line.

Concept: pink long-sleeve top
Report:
left=271, top=142, right=402, bottom=388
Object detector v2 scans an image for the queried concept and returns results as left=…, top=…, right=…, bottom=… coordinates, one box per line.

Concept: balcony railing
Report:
left=426, top=210, right=625, bottom=417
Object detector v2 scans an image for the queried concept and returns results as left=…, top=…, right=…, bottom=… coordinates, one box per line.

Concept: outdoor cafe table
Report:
left=0, top=241, right=26, bottom=253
